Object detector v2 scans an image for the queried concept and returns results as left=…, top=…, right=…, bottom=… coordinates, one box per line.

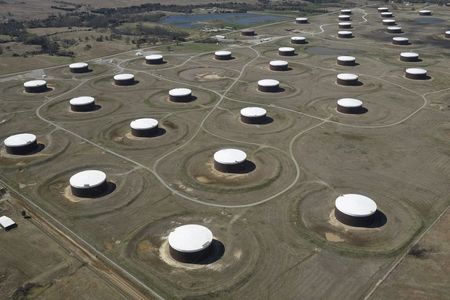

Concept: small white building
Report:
left=0, top=216, right=16, bottom=230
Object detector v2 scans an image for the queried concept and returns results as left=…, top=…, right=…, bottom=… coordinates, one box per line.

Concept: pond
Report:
left=160, top=13, right=287, bottom=28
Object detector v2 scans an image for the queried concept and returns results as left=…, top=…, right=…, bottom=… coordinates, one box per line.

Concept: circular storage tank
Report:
left=382, top=19, right=396, bottom=25
left=145, top=54, right=164, bottom=65
left=269, top=60, right=289, bottom=71
left=295, top=17, right=308, bottom=24
left=130, top=118, right=159, bottom=137
left=169, top=88, right=193, bottom=102
left=4, top=133, right=38, bottom=155
left=393, top=36, right=409, bottom=45
left=337, top=56, right=356, bottom=66
left=338, top=22, right=352, bottom=29
left=69, top=62, right=89, bottom=73
left=337, top=73, right=359, bottom=86
left=24, top=80, right=47, bottom=93
left=445, top=31, right=450, bottom=38
left=400, top=52, right=419, bottom=62
left=378, top=7, right=389, bottom=12
left=387, top=26, right=402, bottom=34
left=340, top=9, right=352, bottom=15
left=291, top=36, right=306, bottom=44
left=338, top=31, right=353, bottom=38
left=240, top=107, right=267, bottom=124
left=337, top=98, right=363, bottom=114
left=405, top=68, right=427, bottom=80
left=241, top=29, right=256, bottom=36
left=258, top=79, right=280, bottom=92
left=69, top=170, right=108, bottom=198
left=214, top=50, right=232, bottom=60
left=70, top=96, right=96, bottom=112
left=338, top=15, right=351, bottom=21
left=168, top=224, right=214, bottom=263
left=381, top=12, right=393, bottom=18
left=278, top=47, right=295, bottom=56
left=419, top=10, right=432, bottom=16
left=213, top=148, right=247, bottom=173
left=335, top=194, right=377, bottom=227
left=114, top=74, right=135, bottom=86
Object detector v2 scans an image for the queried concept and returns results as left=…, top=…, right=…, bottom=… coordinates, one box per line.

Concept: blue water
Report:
left=161, top=13, right=287, bottom=28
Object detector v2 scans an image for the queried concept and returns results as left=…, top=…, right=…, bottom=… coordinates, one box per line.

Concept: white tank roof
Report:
left=240, top=107, right=267, bottom=118
left=4, top=133, right=36, bottom=148
left=338, top=15, right=350, bottom=19
left=70, top=170, right=106, bottom=189
left=419, top=10, right=431, bottom=13
left=270, top=60, right=288, bottom=66
left=381, top=12, right=393, bottom=16
left=400, top=52, right=419, bottom=58
left=169, top=88, right=192, bottom=97
left=69, top=62, right=88, bottom=69
left=388, top=26, right=402, bottom=30
left=70, top=96, right=95, bottom=106
left=296, top=17, right=308, bottom=21
left=214, top=148, right=247, bottom=165
left=337, top=73, right=358, bottom=81
left=337, top=98, right=363, bottom=108
left=130, top=118, right=158, bottom=130
left=168, top=224, right=213, bottom=253
left=339, top=22, right=352, bottom=26
left=114, top=74, right=134, bottom=81
left=378, top=7, right=389, bottom=11
left=145, top=54, right=163, bottom=60
left=446, top=31, right=450, bottom=35
left=406, top=68, right=427, bottom=75
left=338, top=30, right=352, bottom=35
left=215, top=50, right=231, bottom=56
left=382, top=19, right=396, bottom=23
left=24, top=80, right=46, bottom=88
left=291, top=36, right=306, bottom=41
left=335, top=194, right=377, bottom=217
left=279, top=47, right=295, bottom=52
left=340, top=9, right=351, bottom=13
left=337, top=56, right=356, bottom=61
left=393, top=37, right=408, bottom=41
left=258, top=79, right=279, bottom=87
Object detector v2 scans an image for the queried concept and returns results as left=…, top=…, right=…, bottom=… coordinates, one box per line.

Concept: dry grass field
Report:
left=0, top=3, right=449, bottom=299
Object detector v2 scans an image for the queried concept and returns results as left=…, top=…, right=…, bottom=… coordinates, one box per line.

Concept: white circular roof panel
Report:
left=145, top=54, right=163, bottom=60
left=337, top=98, right=363, bottom=108
left=337, top=56, right=356, bottom=61
left=114, top=74, right=134, bottom=81
left=130, top=118, right=158, bottom=130
left=214, top=148, right=247, bottom=165
left=258, top=79, right=279, bottom=87
left=169, top=88, right=192, bottom=97
left=406, top=68, right=427, bottom=75
left=335, top=194, right=377, bottom=217
left=270, top=60, right=288, bottom=67
left=70, top=96, right=95, bottom=106
left=240, top=107, right=267, bottom=118
left=70, top=170, right=107, bottom=189
left=338, top=30, right=352, bottom=35
left=168, top=224, right=213, bottom=253
left=4, top=133, right=37, bottom=148
left=337, top=73, right=358, bottom=81
left=400, top=52, right=419, bottom=58
left=69, top=62, right=88, bottom=69
left=215, top=50, right=231, bottom=56
left=24, top=80, right=46, bottom=88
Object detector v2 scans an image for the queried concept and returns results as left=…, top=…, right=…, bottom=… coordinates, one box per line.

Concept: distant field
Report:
left=0, top=0, right=258, bottom=20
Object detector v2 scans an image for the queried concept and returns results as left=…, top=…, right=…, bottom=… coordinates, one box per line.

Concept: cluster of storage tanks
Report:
left=6, top=5, right=446, bottom=265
